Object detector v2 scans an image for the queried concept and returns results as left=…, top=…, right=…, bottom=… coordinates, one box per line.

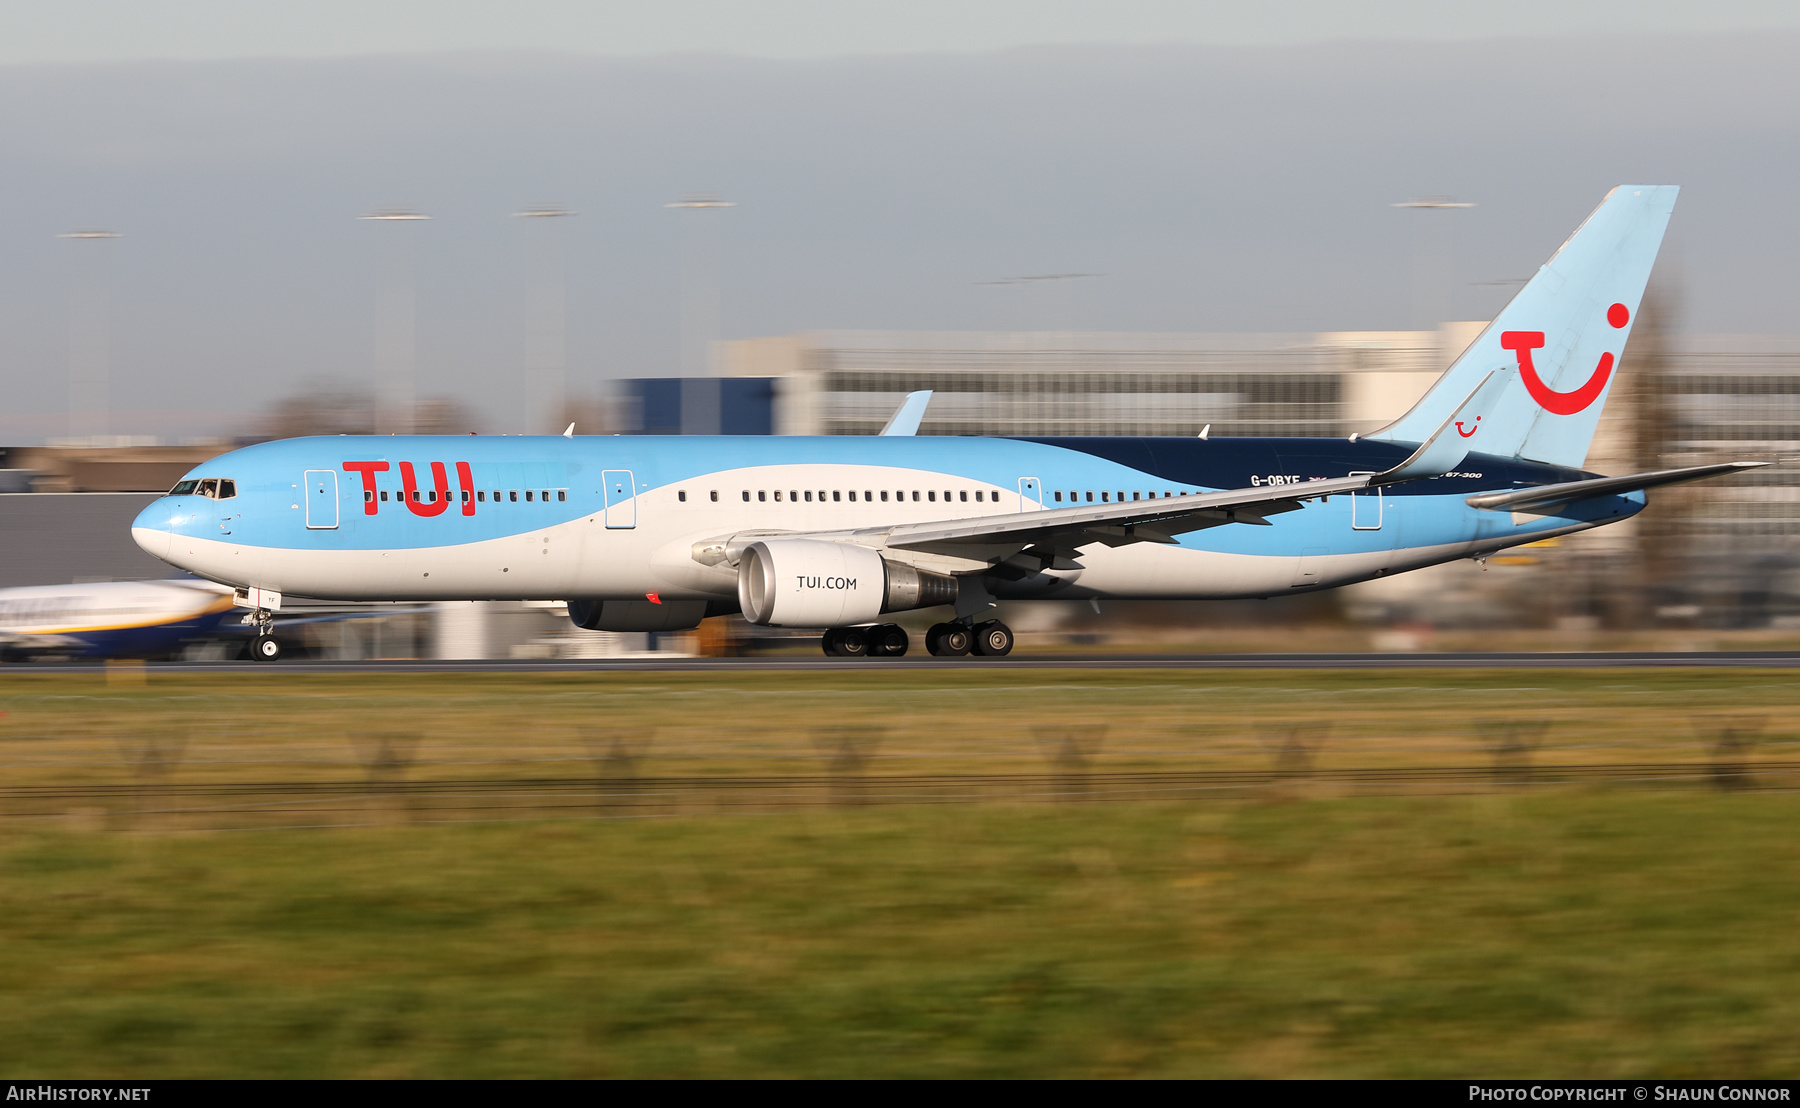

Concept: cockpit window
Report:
left=170, top=478, right=238, bottom=499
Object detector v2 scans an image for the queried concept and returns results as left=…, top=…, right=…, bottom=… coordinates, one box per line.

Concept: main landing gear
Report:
left=928, top=620, right=1012, bottom=657
left=822, top=624, right=910, bottom=658
left=820, top=621, right=1013, bottom=659
left=247, top=609, right=282, bottom=662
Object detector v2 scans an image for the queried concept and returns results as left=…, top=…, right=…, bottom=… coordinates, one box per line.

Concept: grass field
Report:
left=1, top=668, right=1798, bottom=1076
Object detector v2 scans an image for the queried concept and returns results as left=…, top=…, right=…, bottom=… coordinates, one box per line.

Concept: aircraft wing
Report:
left=857, top=374, right=1518, bottom=560
left=875, top=473, right=1371, bottom=558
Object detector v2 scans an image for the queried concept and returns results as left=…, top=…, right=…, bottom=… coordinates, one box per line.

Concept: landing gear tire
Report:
left=925, top=622, right=972, bottom=657
left=971, top=620, right=1014, bottom=658
left=869, top=624, right=909, bottom=657
left=251, top=634, right=282, bottom=662
left=822, top=626, right=870, bottom=658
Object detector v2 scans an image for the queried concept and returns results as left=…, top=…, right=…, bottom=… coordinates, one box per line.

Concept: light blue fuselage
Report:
left=130, top=433, right=1640, bottom=612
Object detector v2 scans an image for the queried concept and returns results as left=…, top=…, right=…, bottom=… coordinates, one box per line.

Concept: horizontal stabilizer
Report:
left=1465, top=461, right=1767, bottom=512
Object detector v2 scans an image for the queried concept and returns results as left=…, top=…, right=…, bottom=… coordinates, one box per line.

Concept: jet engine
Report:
left=736, top=539, right=958, bottom=627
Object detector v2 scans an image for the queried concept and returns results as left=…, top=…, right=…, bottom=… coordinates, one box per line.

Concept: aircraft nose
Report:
left=131, top=501, right=174, bottom=561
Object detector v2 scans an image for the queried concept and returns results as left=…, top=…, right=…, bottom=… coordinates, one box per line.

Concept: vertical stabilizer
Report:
left=1369, top=186, right=1678, bottom=469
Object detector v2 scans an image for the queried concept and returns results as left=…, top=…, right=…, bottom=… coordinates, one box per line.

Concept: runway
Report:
left=17, top=650, right=1800, bottom=674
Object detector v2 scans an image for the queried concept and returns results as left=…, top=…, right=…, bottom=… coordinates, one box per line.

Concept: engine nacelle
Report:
left=736, top=540, right=958, bottom=627
left=568, top=598, right=710, bottom=632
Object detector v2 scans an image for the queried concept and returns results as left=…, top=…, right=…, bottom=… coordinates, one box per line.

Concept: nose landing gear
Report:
left=246, top=608, right=282, bottom=662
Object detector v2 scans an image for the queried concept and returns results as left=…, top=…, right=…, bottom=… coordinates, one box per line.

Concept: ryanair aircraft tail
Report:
left=1370, top=185, right=1679, bottom=469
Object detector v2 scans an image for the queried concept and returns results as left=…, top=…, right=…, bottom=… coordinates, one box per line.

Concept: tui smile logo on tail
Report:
left=1501, top=303, right=1630, bottom=416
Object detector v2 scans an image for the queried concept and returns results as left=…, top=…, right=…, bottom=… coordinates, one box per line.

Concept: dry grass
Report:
left=0, top=668, right=1796, bottom=1076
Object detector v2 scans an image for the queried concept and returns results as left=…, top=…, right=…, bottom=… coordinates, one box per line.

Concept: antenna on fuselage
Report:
left=1198, top=424, right=1210, bottom=440
left=562, top=423, right=575, bottom=438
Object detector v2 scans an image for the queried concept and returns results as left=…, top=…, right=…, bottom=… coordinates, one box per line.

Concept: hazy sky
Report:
left=0, top=30, right=1796, bottom=442
left=4, top=0, right=1800, bottom=62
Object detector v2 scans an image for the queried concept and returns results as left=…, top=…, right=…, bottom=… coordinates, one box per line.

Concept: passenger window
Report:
left=818, top=490, right=827, bottom=501
left=558, top=490, right=567, bottom=502
left=833, top=491, right=841, bottom=502
left=542, top=490, right=550, bottom=501
left=461, top=490, right=470, bottom=503
left=927, top=490, right=936, bottom=502
left=774, top=490, right=782, bottom=501
left=1133, top=492, right=1140, bottom=501
left=1086, top=491, right=1094, bottom=502
left=1054, top=491, right=1062, bottom=502
left=790, top=490, right=798, bottom=501
left=974, top=490, right=982, bottom=502
left=510, top=490, right=518, bottom=502
left=804, top=490, right=812, bottom=502
left=1165, top=491, right=1173, bottom=498
left=1118, top=491, right=1125, bottom=501
left=758, top=491, right=767, bottom=502
left=880, top=491, right=888, bottom=502
left=1101, top=491, right=1109, bottom=502
left=477, top=490, right=485, bottom=502
left=679, top=490, right=687, bottom=502
left=526, top=490, right=534, bottom=502
left=911, top=491, right=919, bottom=502
left=429, top=490, right=438, bottom=503
left=864, top=490, right=872, bottom=501
left=959, top=490, right=967, bottom=502
left=710, top=491, right=719, bottom=502
left=380, top=491, right=389, bottom=502
left=364, top=490, right=374, bottom=503
left=742, top=491, right=750, bottom=502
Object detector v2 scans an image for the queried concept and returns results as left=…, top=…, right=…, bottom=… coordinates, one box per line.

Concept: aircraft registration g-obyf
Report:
left=133, top=186, right=1759, bottom=661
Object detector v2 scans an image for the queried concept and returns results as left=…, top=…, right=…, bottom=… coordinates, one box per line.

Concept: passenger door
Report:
left=1017, top=477, right=1043, bottom=510
left=1348, top=471, right=1382, bottom=531
left=304, top=470, right=339, bottom=530
left=603, top=470, right=636, bottom=529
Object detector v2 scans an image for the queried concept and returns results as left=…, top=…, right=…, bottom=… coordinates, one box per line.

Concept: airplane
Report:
left=130, top=185, right=1760, bottom=662
left=0, top=577, right=422, bottom=662
left=0, top=579, right=238, bottom=660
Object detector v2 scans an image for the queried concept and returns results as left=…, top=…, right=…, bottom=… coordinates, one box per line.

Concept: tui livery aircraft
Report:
left=132, top=186, right=1758, bottom=660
